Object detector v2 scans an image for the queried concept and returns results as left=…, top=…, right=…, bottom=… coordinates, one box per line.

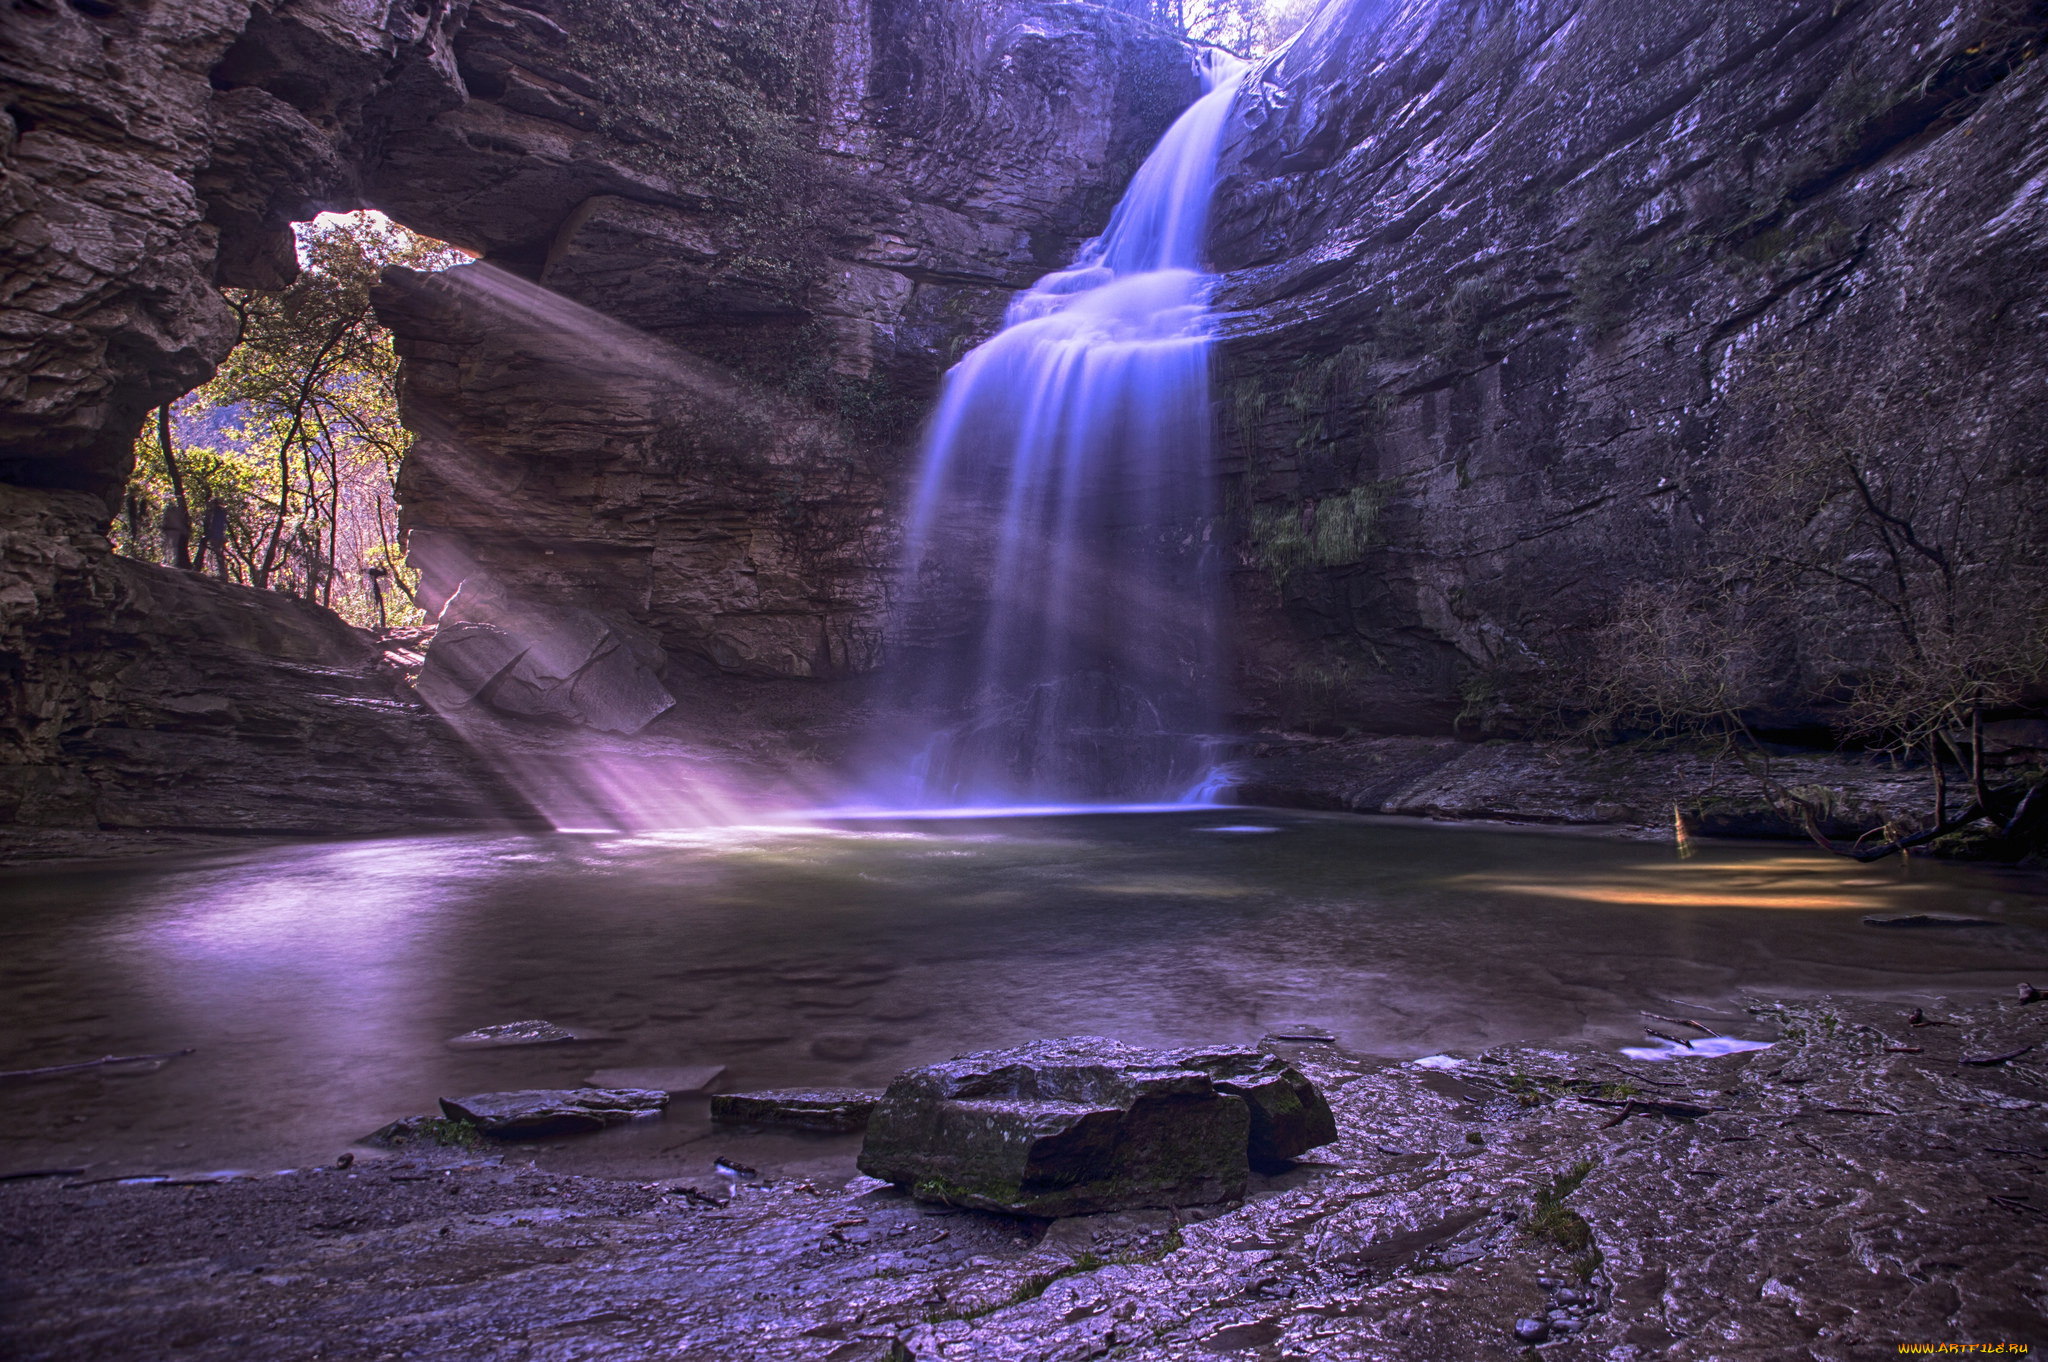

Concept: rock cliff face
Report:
left=0, top=483, right=534, bottom=834
left=0, top=0, right=469, bottom=494
left=4, top=0, right=2043, bottom=845
left=377, top=0, right=1194, bottom=683
left=0, top=0, right=1193, bottom=843
left=1208, top=0, right=2048, bottom=735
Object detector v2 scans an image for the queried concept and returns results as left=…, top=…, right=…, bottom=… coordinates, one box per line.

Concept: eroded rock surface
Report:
left=0, top=485, right=537, bottom=840
left=1163, top=1045, right=1338, bottom=1171
left=5, top=993, right=2042, bottom=1359
left=1220, top=731, right=1951, bottom=842
left=1208, top=0, right=2048, bottom=734
left=0, top=0, right=1194, bottom=838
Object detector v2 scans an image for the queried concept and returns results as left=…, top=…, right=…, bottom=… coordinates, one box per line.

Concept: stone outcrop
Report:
left=416, top=614, right=674, bottom=736
left=1207, top=0, right=2048, bottom=735
left=375, top=0, right=1197, bottom=684
left=0, top=483, right=537, bottom=836
left=856, top=1037, right=1334, bottom=1216
left=0, top=0, right=1194, bottom=842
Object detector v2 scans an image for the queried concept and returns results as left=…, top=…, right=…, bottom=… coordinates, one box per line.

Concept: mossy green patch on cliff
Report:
left=1249, top=483, right=1389, bottom=587
left=1570, top=207, right=1662, bottom=336
left=559, top=0, right=837, bottom=293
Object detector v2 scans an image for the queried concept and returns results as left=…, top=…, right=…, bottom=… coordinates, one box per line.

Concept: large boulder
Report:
left=856, top=1037, right=1334, bottom=1217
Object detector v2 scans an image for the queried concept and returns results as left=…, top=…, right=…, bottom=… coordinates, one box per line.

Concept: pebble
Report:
left=1513, top=1318, right=1550, bottom=1344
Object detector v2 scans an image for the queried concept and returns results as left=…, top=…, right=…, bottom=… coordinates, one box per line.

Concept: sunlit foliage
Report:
left=1132, top=0, right=1322, bottom=54
left=116, top=213, right=462, bottom=631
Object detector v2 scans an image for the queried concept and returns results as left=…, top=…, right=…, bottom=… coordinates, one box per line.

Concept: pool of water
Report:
left=3, top=811, right=2042, bottom=1181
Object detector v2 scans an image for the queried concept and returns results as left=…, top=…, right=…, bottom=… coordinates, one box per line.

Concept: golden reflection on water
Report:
left=1448, top=852, right=1928, bottom=912
left=1092, top=878, right=1261, bottom=899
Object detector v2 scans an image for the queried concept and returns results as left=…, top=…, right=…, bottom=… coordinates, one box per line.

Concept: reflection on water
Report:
left=1449, top=856, right=1912, bottom=911
left=1, top=812, right=2041, bottom=1177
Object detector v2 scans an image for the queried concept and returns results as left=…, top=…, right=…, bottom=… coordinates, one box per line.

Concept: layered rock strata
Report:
left=1208, top=0, right=2048, bottom=735
left=0, top=0, right=1193, bottom=839
left=0, top=484, right=536, bottom=835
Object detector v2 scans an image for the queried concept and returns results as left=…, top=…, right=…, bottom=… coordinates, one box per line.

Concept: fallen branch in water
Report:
left=1962, top=1043, right=2037, bottom=1067
left=1643, top=1012, right=1722, bottom=1038
left=0, top=1049, right=195, bottom=1082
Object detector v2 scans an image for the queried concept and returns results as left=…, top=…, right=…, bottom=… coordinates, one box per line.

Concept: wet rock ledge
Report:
left=3, top=992, right=2044, bottom=1360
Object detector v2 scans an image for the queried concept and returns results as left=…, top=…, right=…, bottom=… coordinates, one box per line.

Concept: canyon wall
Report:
left=375, top=0, right=1195, bottom=684
left=0, top=0, right=1190, bottom=841
left=1209, top=0, right=2048, bottom=736
left=3, top=0, right=2043, bottom=844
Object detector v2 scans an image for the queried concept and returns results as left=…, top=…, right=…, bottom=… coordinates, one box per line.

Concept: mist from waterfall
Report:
left=876, top=54, right=1246, bottom=807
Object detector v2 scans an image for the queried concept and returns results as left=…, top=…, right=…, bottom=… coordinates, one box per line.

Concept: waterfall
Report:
left=877, top=53, right=1246, bottom=807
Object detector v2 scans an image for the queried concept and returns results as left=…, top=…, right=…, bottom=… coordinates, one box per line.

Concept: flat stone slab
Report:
left=1863, top=913, right=2000, bottom=928
left=445, top=1020, right=585, bottom=1050
left=709, top=1089, right=879, bottom=1134
left=440, top=1088, right=667, bottom=1139
left=583, top=1065, right=726, bottom=1095
left=857, top=1036, right=1334, bottom=1217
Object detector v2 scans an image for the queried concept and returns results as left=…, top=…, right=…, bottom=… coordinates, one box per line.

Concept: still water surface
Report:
left=3, top=811, right=2042, bottom=1179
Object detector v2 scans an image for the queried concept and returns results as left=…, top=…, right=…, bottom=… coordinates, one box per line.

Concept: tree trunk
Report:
left=157, top=406, right=192, bottom=570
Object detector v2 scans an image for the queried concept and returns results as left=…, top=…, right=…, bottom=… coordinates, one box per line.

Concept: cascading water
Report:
left=877, top=54, right=1247, bottom=806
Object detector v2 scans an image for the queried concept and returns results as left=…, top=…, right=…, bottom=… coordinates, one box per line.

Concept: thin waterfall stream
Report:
left=875, top=55, right=1249, bottom=807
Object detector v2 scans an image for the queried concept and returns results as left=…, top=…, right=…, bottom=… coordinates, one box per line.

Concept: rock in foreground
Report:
left=1162, top=1046, right=1339, bottom=1171
left=710, top=1089, right=879, bottom=1134
left=857, top=1037, right=1333, bottom=1216
left=439, top=1088, right=667, bottom=1139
